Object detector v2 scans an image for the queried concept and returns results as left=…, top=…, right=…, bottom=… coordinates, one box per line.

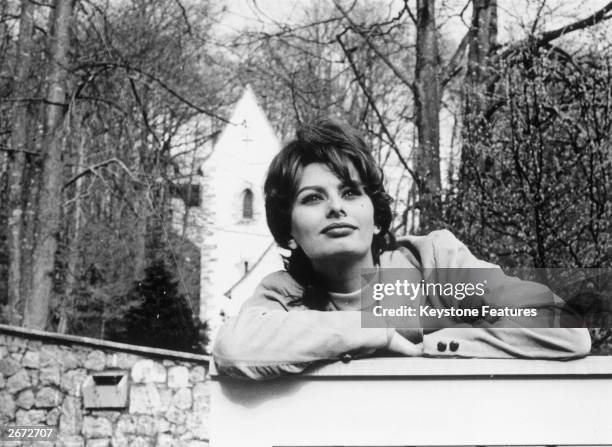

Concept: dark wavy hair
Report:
left=264, top=118, right=393, bottom=303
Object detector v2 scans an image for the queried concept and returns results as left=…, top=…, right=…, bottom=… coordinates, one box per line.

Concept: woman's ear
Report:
left=288, top=238, right=298, bottom=250
left=374, top=225, right=381, bottom=235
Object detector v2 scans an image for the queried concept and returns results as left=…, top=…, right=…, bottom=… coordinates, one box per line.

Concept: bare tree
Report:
left=465, top=0, right=497, bottom=113
left=25, top=0, right=74, bottom=329
left=6, top=0, right=35, bottom=325
left=414, top=0, right=441, bottom=231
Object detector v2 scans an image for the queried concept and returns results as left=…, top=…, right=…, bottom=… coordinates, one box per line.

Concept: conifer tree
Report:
left=110, top=259, right=205, bottom=353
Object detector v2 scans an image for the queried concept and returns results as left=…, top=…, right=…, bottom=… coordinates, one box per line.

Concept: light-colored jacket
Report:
left=213, top=230, right=592, bottom=379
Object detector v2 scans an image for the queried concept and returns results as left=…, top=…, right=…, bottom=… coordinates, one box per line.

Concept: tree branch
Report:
left=442, top=31, right=470, bottom=86
left=173, top=0, right=193, bottom=37
left=337, top=33, right=418, bottom=185
left=537, top=1, right=612, bottom=45
left=73, top=61, right=231, bottom=123
left=530, top=0, right=548, bottom=36
left=334, top=0, right=415, bottom=94
left=128, top=76, right=162, bottom=146
left=403, top=0, right=417, bottom=24
left=496, top=2, right=612, bottom=61
left=64, top=157, right=140, bottom=189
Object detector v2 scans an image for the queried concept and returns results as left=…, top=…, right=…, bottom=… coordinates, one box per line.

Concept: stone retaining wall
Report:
left=0, top=325, right=210, bottom=447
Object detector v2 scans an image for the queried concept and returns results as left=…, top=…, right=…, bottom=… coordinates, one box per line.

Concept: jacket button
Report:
left=437, top=342, right=447, bottom=352
left=449, top=341, right=459, bottom=352
left=341, top=353, right=352, bottom=363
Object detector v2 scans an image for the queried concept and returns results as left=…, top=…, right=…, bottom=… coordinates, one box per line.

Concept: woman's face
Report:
left=290, top=162, right=377, bottom=266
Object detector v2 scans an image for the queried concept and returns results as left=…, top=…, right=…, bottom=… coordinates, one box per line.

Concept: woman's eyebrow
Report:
left=340, top=179, right=364, bottom=188
left=296, top=185, right=326, bottom=195
left=296, top=180, right=363, bottom=196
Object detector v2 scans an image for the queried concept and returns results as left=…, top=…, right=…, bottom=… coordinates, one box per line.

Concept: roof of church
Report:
left=223, top=241, right=279, bottom=298
left=211, top=84, right=280, bottom=158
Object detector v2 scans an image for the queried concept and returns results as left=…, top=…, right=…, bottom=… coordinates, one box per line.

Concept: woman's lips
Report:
left=321, top=224, right=357, bottom=237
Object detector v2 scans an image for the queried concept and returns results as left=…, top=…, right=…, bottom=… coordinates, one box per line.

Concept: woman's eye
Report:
left=301, top=193, right=323, bottom=204
left=343, top=188, right=361, bottom=198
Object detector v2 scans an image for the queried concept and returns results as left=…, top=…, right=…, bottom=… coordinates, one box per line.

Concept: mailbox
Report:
left=82, top=371, right=129, bottom=409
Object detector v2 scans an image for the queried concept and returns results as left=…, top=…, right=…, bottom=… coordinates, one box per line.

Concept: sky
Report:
left=217, top=0, right=611, bottom=43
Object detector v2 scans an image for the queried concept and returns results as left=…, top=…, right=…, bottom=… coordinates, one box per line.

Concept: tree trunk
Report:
left=20, top=151, right=42, bottom=315
left=58, top=131, right=85, bottom=333
left=455, top=0, right=498, bottom=213
left=6, top=0, right=35, bottom=325
left=456, top=0, right=498, bottom=212
left=24, top=0, right=74, bottom=329
left=466, top=0, right=498, bottom=114
left=133, top=123, right=150, bottom=282
left=133, top=188, right=148, bottom=281
left=414, top=0, right=441, bottom=233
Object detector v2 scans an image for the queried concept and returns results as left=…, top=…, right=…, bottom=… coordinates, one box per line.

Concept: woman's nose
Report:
left=326, top=195, right=347, bottom=217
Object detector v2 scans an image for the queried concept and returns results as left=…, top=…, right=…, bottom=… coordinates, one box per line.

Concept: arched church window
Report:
left=242, top=189, right=254, bottom=219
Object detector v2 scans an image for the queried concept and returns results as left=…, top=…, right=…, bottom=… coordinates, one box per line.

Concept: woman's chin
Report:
left=312, top=246, right=372, bottom=263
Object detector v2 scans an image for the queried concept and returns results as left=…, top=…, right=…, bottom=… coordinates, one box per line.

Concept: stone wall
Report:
left=0, top=325, right=210, bottom=447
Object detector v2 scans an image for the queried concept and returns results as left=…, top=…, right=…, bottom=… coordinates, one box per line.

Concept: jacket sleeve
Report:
left=212, top=271, right=392, bottom=380
left=422, top=326, right=592, bottom=359
left=406, top=230, right=592, bottom=359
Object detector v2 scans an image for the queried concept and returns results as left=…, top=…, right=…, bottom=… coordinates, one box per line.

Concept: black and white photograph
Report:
left=0, top=0, right=611, bottom=446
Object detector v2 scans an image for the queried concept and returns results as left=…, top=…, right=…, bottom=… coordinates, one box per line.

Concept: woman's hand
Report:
left=387, top=330, right=424, bottom=356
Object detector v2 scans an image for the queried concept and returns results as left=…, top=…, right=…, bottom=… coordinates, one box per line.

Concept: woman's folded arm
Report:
left=212, top=271, right=391, bottom=380
left=402, top=230, right=592, bottom=359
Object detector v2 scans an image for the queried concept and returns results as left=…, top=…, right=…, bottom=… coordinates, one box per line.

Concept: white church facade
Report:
left=171, top=85, right=284, bottom=345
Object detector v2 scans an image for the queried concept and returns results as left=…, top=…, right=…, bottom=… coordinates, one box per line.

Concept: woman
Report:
left=213, top=118, right=591, bottom=380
